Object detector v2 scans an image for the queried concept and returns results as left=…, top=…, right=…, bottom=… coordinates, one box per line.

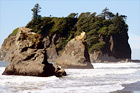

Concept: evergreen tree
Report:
left=31, top=3, right=41, bottom=20
left=68, top=13, right=78, bottom=18
left=102, top=7, right=114, bottom=20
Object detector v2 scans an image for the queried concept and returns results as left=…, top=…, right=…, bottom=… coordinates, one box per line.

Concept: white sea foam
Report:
left=24, top=84, right=124, bottom=93
left=0, top=62, right=140, bottom=93
left=93, top=62, right=140, bottom=68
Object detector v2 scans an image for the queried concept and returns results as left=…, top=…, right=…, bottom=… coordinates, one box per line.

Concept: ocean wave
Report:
left=0, top=63, right=140, bottom=93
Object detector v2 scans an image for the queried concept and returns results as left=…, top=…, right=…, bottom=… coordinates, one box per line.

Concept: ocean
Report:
left=0, top=61, right=140, bottom=93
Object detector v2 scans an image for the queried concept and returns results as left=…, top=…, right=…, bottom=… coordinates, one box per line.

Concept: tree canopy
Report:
left=24, top=7, right=128, bottom=52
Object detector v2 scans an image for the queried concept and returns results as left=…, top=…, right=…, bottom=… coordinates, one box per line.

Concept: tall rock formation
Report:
left=56, top=32, right=93, bottom=68
left=2, top=27, right=66, bottom=77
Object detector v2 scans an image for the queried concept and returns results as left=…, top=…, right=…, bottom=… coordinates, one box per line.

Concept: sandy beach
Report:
left=112, top=81, right=140, bottom=93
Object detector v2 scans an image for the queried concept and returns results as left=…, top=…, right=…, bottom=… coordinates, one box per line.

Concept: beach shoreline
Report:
left=111, top=81, right=140, bottom=93
left=0, top=62, right=140, bottom=93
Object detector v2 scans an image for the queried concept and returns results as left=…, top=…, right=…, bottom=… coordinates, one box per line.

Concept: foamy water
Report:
left=0, top=62, right=140, bottom=93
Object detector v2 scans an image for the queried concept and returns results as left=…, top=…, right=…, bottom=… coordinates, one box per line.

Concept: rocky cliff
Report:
left=0, top=36, right=16, bottom=61
left=90, top=34, right=131, bottom=62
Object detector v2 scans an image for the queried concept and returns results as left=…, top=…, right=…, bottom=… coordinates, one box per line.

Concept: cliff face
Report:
left=0, top=33, right=131, bottom=62
left=0, top=36, right=16, bottom=61
left=108, top=34, right=131, bottom=59
left=90, top=34, right=131, bottom=62
left=0, top=30, right=131, bottom=62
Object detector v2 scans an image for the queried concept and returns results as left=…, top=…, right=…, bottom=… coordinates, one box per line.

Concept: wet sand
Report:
left=111, top=81, right=140, bottom=93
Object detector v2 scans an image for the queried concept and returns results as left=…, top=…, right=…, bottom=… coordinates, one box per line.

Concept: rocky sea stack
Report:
left=2, top=27, right=66, bottom=77
left=56, top=32, right=93, bottom=68
left=0, top=8, right=131, bottom=63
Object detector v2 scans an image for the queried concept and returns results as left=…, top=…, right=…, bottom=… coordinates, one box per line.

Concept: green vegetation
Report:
left=10, top=6, right=128, bottom=53
left=9, top=28, right=19, bottom=37
left=89, top=41, right=106, bottom=52
left=26, top=16, right=77, bottom=51
left=26, top=7, right=128, bottom=52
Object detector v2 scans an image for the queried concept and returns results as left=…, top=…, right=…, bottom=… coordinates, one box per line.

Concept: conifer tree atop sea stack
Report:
left=31, top=3, right=41, bottom=20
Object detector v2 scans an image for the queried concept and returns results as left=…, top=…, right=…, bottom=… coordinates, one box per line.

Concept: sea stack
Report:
left=2, top=27, right=66, bottom=77
left=56, top=32, right=93, bottom=69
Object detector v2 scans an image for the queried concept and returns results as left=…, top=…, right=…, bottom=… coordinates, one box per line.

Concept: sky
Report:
left=0, top=0, right=140, bottom=60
